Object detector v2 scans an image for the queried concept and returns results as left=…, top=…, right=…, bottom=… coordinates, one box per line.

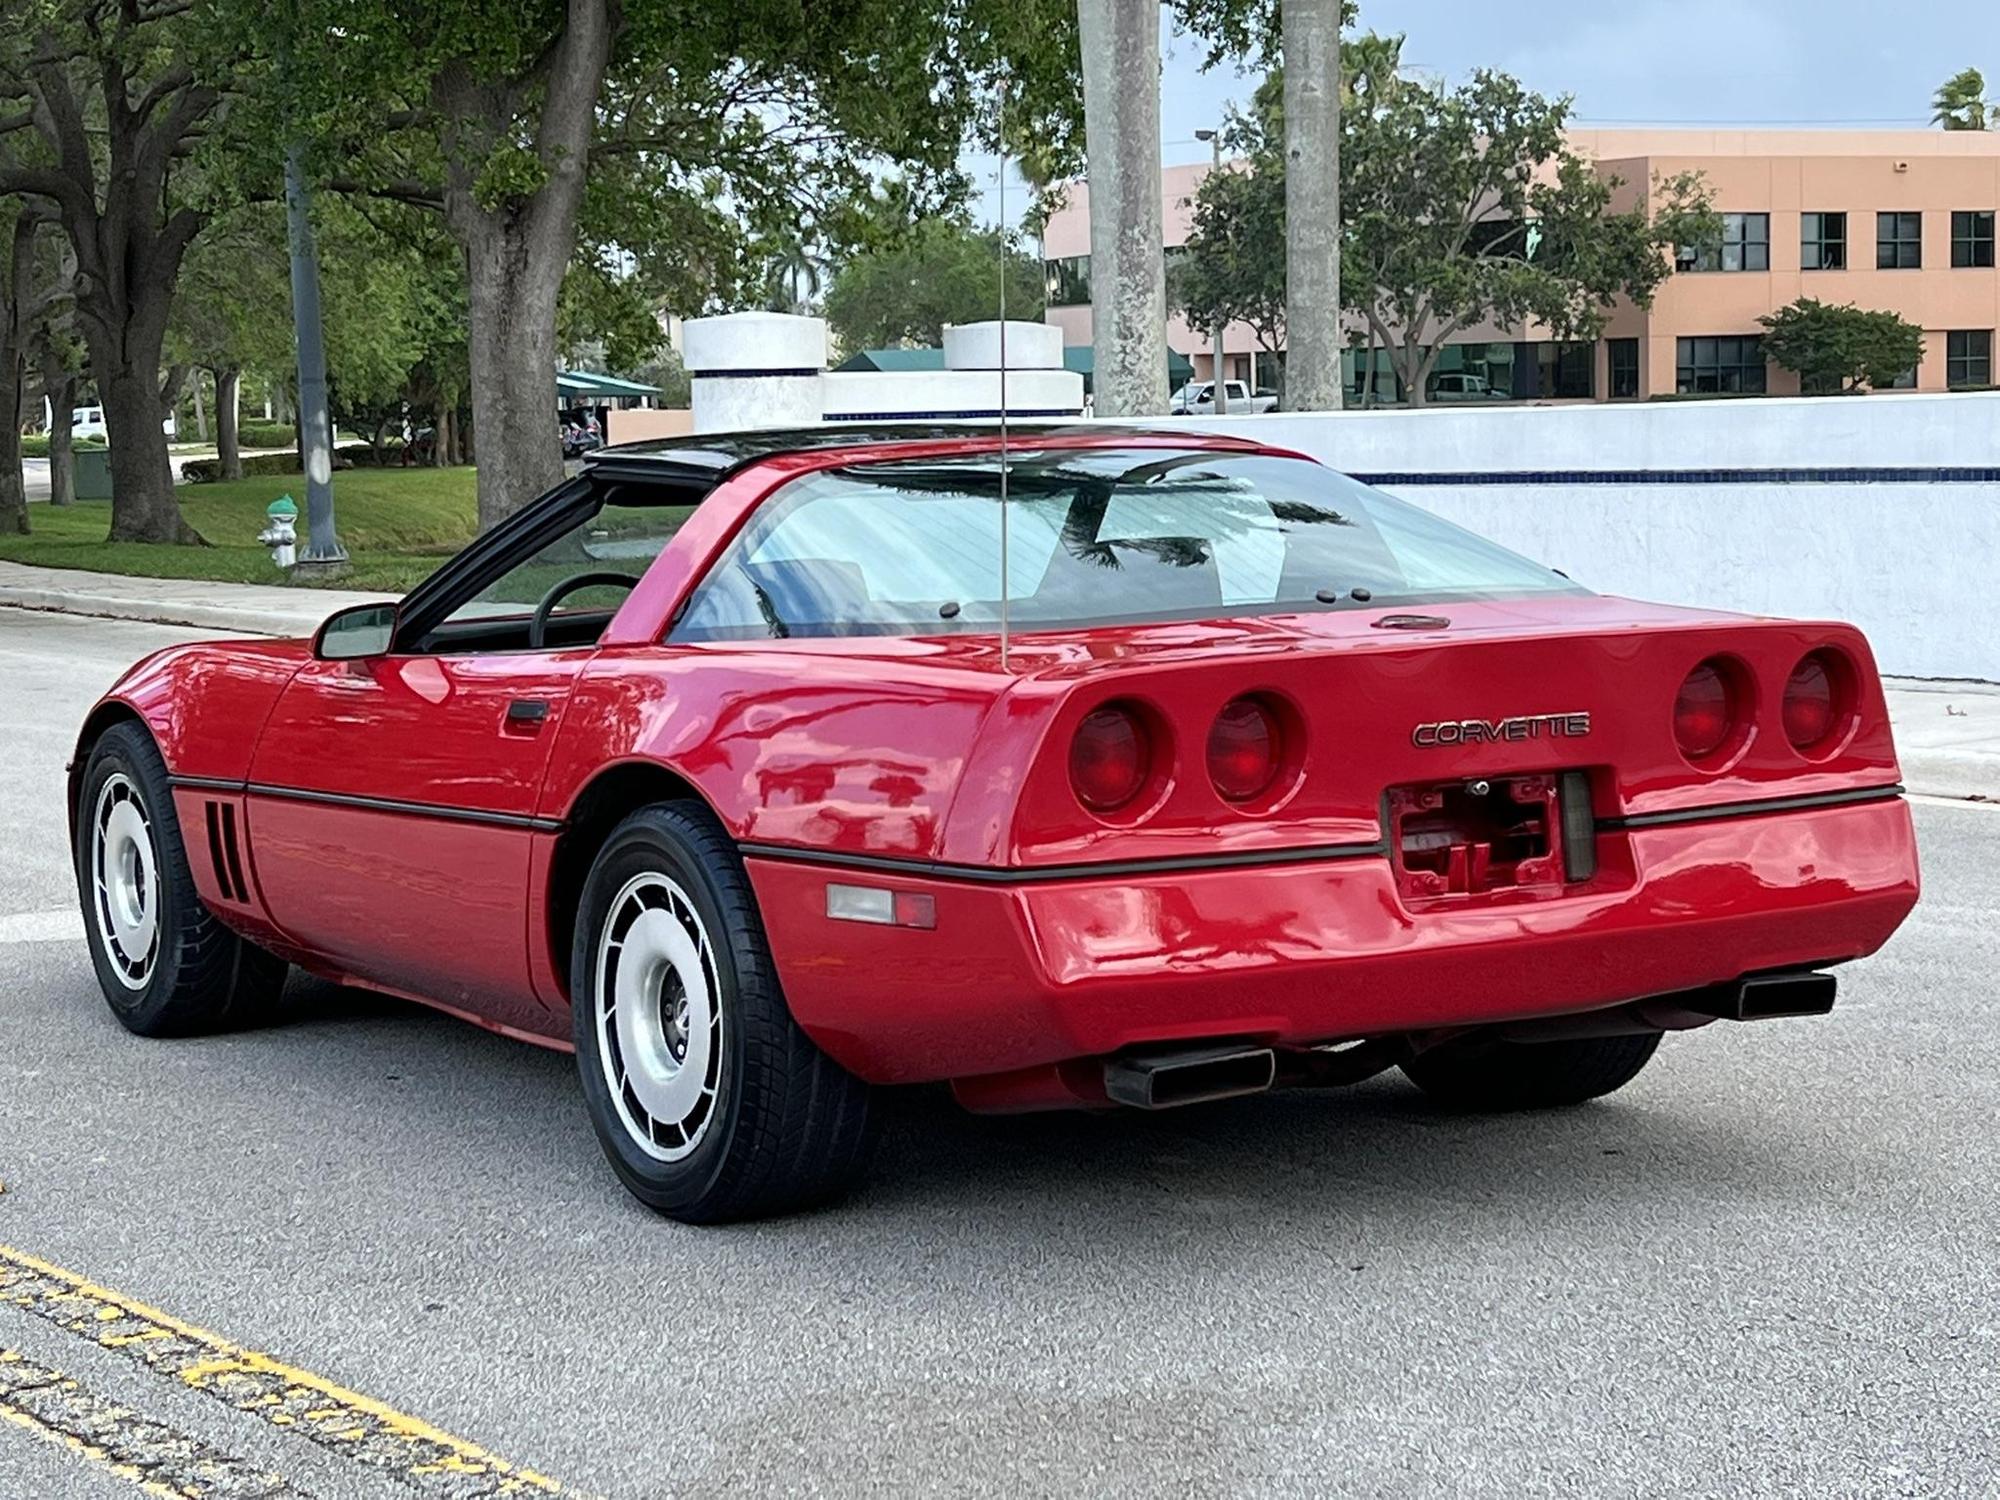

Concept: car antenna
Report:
left=996, top=71, right=1011, bottom=673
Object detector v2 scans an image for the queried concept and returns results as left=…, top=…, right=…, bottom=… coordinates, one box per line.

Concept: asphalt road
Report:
left=1, top=605, right=1995, bottom=1499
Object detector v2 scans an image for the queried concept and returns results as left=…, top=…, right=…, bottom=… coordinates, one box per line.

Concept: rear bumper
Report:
left=746, top=794, right=1920, bottom=1085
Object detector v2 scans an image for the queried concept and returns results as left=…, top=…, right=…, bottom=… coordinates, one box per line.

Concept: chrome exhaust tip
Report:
left=1695, top=971, right=1838, bottom=1022
left=1103, top=1045, right=1278, bottom=1110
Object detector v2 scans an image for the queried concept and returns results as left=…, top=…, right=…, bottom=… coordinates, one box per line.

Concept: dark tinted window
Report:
left=1952, top=211, right=1995, bottom=268
left=1948, top=329, right=1993, bottom=387
left=1044, top=254, right=1090, bottom=306
left=1802, top=212, right=1846, bottom=270
left=1685, top=213, right=1769, bottom=272
left=1676, top=335, right=1766, bottom=394
left=1608, top=338, right=1640, bottom=398
left=1877, top=212, right=1923, bottom=269
left=672, top=450, right=1581, bottom=641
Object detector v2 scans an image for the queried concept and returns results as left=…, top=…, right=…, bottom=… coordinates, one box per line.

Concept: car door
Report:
left=242, top=477, right=680, bottom=1032
left=245, top=645, right=594, bottom=1031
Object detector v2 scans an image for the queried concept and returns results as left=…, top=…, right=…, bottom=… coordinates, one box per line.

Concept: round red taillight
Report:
left=1783, top=651, right=1840, bottom=751
left=1674, top=660, right=1736, bottom=761
left=1208, top=696, right=1281, bottom=802
left=1070, top=704, right=1150, bottom=812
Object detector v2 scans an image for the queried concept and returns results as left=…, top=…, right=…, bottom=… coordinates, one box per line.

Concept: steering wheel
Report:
left=529, top=570, right=639, bottom=649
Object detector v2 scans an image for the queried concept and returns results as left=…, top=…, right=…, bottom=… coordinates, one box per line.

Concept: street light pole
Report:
left=1194, top=128, right=1229, bottom=416
left=284, top=144, right=345, bottom=571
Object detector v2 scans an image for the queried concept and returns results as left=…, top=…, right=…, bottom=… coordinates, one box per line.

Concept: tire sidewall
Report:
left=74, top=725, right=190, bottom=1031
left=570, top=810, right=749, bottom=1214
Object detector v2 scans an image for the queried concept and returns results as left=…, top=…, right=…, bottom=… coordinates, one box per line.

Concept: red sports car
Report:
left=70, top=426, right=1920, bottom=1222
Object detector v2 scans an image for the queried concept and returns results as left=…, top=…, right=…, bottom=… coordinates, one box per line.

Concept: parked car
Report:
left=69, top=405, right=179, bottom=441
left=1428, top=372, right=1507, bottom=402
left=70, top=425, right=1919, bottom=1223
left=1170, top=379, right=1280, bottom=415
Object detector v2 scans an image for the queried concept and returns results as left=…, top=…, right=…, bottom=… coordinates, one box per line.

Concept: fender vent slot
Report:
left=203, top=800, right=249, bottom=903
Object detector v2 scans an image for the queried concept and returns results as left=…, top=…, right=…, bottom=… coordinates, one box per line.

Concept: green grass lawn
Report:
left=0, top=466, right=480, bottom=592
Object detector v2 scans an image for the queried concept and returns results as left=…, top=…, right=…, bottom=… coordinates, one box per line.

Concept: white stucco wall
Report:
left=1169, top=393, right=2000, bottom=681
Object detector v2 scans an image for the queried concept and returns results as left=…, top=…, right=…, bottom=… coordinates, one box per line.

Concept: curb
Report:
left=1895, top=748, right=2000, bottom=803
left=0, top=585, right=326, bottom=638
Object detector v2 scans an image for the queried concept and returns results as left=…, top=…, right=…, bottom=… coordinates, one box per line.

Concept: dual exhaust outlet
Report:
left=1100, top=970, right=1838, bottom=1110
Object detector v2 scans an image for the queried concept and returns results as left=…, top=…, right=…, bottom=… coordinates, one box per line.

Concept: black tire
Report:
left=73, top=721, right=287, bottom=1037
left=1401, top=1030, right=1662, bottom=1112
left=570, top=802, right=876, bottom=1223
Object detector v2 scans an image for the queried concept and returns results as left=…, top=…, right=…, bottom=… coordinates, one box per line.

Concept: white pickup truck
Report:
left=1169, top=379, right=1280, bottom=416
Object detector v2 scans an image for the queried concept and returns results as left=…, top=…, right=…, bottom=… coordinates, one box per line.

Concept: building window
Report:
left=1948, top=329, right=1993, bottom=388
left=1044, top=254, right=1090, bottom=307
left=1681, top=212, right=1769, bottom=272
left=1876, top=212, right=1922, bottom=269
left=1676, top=335, right=1767, bottom=394
left=1536, top=341, right=1595, bottom=399
left=1608, top=338, right=1639, bottom=398
left=1801, top=212, right=1846, bottom=270
left=1951, top=211, right=1995, bottom=268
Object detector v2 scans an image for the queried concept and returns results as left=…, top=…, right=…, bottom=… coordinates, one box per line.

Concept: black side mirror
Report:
left=313, top=602, right=399, bottom=661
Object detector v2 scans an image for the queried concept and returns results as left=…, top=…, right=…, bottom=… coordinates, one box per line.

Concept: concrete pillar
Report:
left=684, top=312, right=828, bottom=433
left=941, top=320, right=1066, bottom=371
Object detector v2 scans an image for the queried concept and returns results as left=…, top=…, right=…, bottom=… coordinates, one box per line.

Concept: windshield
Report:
left=670, top=447, right=1583, bottom=642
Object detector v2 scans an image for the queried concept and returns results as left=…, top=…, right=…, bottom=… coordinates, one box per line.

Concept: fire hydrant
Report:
left=259, top=496, right=298, bottom=568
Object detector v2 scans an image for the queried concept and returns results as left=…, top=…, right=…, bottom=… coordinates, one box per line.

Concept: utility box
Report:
left=74, top=447, right=112, bottom=501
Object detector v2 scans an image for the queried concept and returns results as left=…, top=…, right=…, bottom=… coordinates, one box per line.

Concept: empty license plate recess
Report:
left=1388, top=771, right=1596, bottom=901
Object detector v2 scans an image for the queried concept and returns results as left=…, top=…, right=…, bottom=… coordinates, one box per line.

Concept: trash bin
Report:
left=74, top=446, right=112, bottom=501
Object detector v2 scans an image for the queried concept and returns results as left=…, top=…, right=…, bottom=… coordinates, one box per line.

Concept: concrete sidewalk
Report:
left=2, top=558, right=1995, bottom=801
left=0, top=559, right=387, bottom=637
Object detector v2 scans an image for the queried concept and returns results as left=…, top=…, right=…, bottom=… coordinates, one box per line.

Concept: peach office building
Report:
left=1039, top=129, right=2000, bottom=402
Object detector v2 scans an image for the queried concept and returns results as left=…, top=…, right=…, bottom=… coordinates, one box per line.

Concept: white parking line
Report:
left=0, top=910, right=85, bottom=945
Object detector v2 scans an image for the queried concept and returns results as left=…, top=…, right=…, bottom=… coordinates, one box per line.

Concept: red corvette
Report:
left=71, top=426, right=1919, bottom=1222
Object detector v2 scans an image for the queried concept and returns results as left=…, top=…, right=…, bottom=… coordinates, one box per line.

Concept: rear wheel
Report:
left=1401, top=1030, right=1662, bottom=1111
left=74, top=721, right=286, bottom=1037
left=570, top=803, right=876, bottom=1223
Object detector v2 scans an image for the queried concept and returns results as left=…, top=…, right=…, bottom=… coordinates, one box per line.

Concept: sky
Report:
left=970, top=0, right=2000, bottom=226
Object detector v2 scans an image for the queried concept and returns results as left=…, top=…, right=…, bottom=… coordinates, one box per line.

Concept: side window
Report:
left=442, top=499, right=684, bottom=629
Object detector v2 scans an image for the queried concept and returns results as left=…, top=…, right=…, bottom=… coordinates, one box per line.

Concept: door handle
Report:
left=505, top=698, right=551, bottom=726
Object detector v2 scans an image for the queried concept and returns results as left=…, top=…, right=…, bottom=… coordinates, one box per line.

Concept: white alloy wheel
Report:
left=92, top=772, right=160, bottom=990
left=594, top=871, right=725, bottom=1161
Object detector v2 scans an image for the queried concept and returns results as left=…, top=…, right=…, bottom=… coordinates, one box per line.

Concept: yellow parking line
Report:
left=0, top=1244, right=590, bottom=1498
left=1, top=1346, right=306, bottom=1498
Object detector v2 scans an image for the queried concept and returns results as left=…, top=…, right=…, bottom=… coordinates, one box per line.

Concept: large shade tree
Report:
left=1345, top=69, right=1716, bottom=405
left=282, top=0, right=1085, bottom=531
left=823, top=218, right=1045, bottom=353
left=0, top=0, right=260, bottom=543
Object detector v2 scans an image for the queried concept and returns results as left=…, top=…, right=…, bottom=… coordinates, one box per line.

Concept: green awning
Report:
left=558, top=370, right=662, bottom=397
left=834, top=348, right=947, bottom=373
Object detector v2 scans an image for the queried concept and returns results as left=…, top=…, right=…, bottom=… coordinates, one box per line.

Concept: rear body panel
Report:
left=751, top=795, right=1917, bottom=1083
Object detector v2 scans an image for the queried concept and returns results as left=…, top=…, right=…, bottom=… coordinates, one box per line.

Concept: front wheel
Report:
left=570, top=803, right=876, bottom=1223
left=74, top=721, right=287, bottom=1037
left=1401, top=1030, right=1662, bottom=1112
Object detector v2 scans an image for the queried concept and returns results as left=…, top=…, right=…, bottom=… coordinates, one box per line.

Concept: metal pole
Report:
left=1199, top=130, right=1229, bottom=415
left=285, top=144, right=346, bottom=567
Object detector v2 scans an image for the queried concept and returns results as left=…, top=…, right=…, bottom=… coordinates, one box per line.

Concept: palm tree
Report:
left=1075, top=0, right=1167, bottom=416
left=1933, top=68, right=1992, bottom=131
left=1282, top=0, right=1344, bottom=412
left=764, top=242, right=828, bottom=314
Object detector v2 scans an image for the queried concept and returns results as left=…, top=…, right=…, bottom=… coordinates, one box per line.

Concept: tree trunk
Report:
left=192, top=373, right=208, bottom=442
left=436, top=0, right=616, bottom=530
left=434, top=405, right=453, bottom=468
left=463, top=226, right=566, bottom=528
left=99, top=365, right=198, bottom=541
left=43, top=365, right=76, bottom=505
left=0, top=348, right=26, bottom=536
left=1075, top=0, right=1167, bottom=418
left=1283, top=0, right=1344, bottom=411
left=216, top=365, right=243, bottom=481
